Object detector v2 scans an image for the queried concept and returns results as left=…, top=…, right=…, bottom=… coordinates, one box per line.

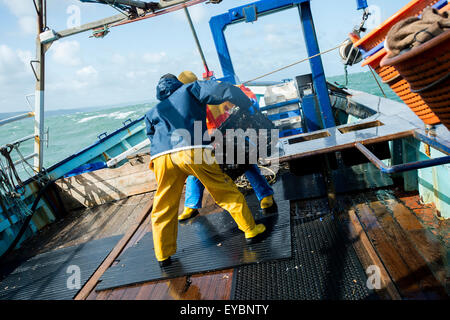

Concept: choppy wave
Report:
left=77, top=111, right=136, bottom=123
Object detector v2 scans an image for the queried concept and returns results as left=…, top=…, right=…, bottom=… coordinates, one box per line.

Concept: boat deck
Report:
left=86, top=188, right=448, bottom=300
left=1, top=172, right=448, bottom=300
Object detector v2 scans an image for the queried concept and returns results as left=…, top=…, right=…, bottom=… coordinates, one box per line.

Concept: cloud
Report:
left=50, top=40, right=82, bottom=66
left=1, top=0, right=36, bottom=35
left=0, top=45, right=34, bottom=110
left=142, top=51, right=167, bottom=64
left=189, top=5, right=207, bottom=24
left=111, top=53, right=126, bottom=65
left=0, top=45, right=32, bottom=83
left=171, top=5, right=207, bottom=24
left=18, top=16, right=36, bottom=35
left=76, top=65, right=98, bottom=78
left=1, top=0, right=34, bottom=16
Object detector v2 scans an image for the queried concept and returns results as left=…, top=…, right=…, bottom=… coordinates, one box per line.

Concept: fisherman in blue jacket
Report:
left=145, top=74, right=266, bottom=267
left=176, top=71, right=276, bottom=222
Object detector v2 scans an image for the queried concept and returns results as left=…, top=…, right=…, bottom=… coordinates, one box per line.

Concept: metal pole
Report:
left=0, top=112, right=35, bottom=127
left=111, top=0, right=151, bottom=9
left=34, top=0, right=45, bottom=171
left=297, top=1, right=335, bottom=129
left=355, top=142, right=450, bottom=174
left=183, top=6, right=211, bottom=78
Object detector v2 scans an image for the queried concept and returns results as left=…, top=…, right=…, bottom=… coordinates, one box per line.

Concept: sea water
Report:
left=0, top=71, right=399, bottom=180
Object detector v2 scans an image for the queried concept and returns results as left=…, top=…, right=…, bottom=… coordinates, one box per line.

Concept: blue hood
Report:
left=156, top=77, right=183, bottom=101
left=146, top=80, right=253, bottom=159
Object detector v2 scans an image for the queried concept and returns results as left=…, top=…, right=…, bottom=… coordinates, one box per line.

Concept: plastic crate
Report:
left=279, top=127, right=304, bottom=138
left=267, top=110, right=301, bottom=121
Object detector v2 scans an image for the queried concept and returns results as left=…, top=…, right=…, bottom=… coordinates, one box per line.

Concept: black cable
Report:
left=0, top=145, right=24, bottom=192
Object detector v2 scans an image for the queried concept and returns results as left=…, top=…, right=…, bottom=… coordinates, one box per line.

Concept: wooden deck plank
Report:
left=337, top=206, right=401, bottom=300
left=377, top=193, right=448, bottom=293
left=55, top=196, right=140, bottom=248
left=354, top=202, right=427, bottom=299
left=120, top=285, right=142, bottom=300
left=203, top=270, right=233, bottom=300
left=368, top=199, right=447, bottom=299
left=75, top=193, right=154, bottom=300
left=87, top=185, right=448, bottom=301
left=92, top=289, right=111, bottom=300
left=96, top=194, right=146, bottom=239
left=135, top=283, right=156, bottom=300
left=115, top=194, right=151, bottom=235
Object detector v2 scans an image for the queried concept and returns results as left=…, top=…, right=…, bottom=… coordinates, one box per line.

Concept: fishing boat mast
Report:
left=34, top=0, right=46, bottom=171
left=30, top=0, right=220, bottom=171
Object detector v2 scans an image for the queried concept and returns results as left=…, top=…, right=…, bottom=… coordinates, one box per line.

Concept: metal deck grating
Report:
left=231, top=214, right=378, bottom=300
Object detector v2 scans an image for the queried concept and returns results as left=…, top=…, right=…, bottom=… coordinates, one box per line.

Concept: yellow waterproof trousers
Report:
left=150, top=148, right=256, bottom=261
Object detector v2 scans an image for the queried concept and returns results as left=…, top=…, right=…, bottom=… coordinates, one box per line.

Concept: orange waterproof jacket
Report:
left=206, top=84, right=257, bottom=133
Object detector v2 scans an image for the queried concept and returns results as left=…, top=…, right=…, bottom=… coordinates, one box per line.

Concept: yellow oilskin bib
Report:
left=150, top=148, right=257, bottom=261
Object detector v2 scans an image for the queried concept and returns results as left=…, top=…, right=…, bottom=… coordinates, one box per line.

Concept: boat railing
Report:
left=1, top=120, right=39, bottom=179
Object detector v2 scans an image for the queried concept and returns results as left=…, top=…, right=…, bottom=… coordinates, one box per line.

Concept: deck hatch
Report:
left=338, top=120, right=384, bottom=134
left=288, top=131, right=331, bottom=144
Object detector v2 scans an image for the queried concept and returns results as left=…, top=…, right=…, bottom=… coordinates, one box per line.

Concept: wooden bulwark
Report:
left=56, top=154, right=156, bottom=210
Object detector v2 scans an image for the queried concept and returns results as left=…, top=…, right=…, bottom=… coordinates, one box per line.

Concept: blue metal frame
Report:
left=209, top=0, right=335, bottom=129
left=355, top=142, right=450, bottom=174
left=209, top=0, right=308, bottom=83
left=301, top=94, right=322, bottom=131
left=356, top=0, right=368, bottom=10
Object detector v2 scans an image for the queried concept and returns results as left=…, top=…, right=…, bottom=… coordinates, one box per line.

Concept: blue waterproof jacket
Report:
left=145, top=78, right=253, bottom=159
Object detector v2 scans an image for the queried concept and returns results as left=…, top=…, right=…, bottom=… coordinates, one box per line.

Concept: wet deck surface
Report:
left=1, top=180, right=448, bottom=300
left=96, top=200, right=291, bottom=291
left=88, top=187, right=448, bottom=300
left=0, top=192, right=152, bottom=284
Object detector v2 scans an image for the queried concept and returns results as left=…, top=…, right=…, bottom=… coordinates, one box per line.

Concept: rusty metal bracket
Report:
left=30, top=60, right=40, bottom=81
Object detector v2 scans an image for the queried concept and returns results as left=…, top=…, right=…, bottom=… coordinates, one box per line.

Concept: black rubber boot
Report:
left=178, top=209, right=199, bottom=222
left=158, top=256, right=172, bottom=268
left=245, top=233, right=265, bottom=245
left=262, top=200, right=278, bottom=215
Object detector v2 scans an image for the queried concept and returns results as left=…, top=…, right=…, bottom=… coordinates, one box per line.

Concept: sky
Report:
left=0, top=0, right=412, bottom=113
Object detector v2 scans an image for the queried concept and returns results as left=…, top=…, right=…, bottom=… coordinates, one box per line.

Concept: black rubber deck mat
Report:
left=231, top=214, right=379, bottom=300
left=96, top=200, right=291, bottom=291
left=0, top=235, right=120, bottom=300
